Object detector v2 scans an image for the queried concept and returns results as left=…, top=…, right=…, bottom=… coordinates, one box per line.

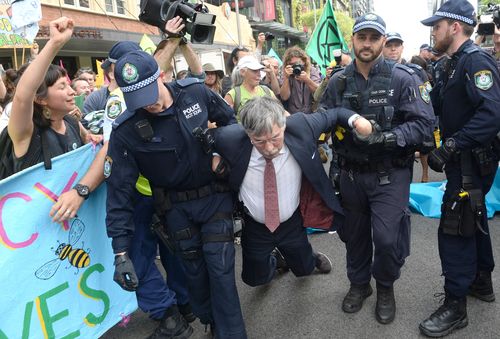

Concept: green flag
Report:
left=306, top=1, right=347, bottom=73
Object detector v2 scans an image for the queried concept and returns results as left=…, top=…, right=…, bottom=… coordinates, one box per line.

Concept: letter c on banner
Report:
left=0, top=192, right=38, bottom=249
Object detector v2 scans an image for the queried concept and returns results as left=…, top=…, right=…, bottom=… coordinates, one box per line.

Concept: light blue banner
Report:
left=409, top=166, right=500, bottom=219
left=0, top=144, right=137, bottom=339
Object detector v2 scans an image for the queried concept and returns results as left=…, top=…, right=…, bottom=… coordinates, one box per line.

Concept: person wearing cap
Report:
left=320, top=12, right=435, bottom=325
left=203, top=63, right=224, bottom=95
left=419, top=43, right=433, bottom=62
left=83, top=42, right=140, bottom=115
left=383, top=33, right=435, bottom=183
left=224, top=55, right=275, bottom=115
left=106, top=50, right=246, bottom=339
left=52, top=38, right=196, bottom=337
left=280, top=46, right=321, bottom=114
left=383, top=32, right=405, bottom=63
left=221, top=46, right=250, bottom=97
left=418, top=0, right=500, bottom=337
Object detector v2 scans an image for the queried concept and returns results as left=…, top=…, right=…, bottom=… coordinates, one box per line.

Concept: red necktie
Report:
left=264, top=158, right=280, bottom=232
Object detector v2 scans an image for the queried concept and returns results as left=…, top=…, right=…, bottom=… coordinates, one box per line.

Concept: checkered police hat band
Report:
left=353, top=21, right=385, bottom=32
left=121, top=68, right=160, bottom=93
left=434, top=11, right=474, bottom=25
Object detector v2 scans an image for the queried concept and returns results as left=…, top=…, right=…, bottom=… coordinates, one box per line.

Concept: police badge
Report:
left=419, top=85, right=430, bottom=103
left=474, top=70, right=493, bottom=90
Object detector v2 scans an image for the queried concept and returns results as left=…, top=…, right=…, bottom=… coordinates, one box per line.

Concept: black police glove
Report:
left=113, top=253, right=139, bottom=291
left=353, top=121, right=397, bottom=150
left=428, top=138, right=457, bottom=173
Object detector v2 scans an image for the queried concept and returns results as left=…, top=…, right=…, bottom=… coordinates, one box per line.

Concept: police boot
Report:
left=342, top=283, right=373, bottom=313
left=419, top=293, right=468, bottom=338
left=271, top=248, right=289, bottom=274
left=148, top=305, right=193, bottom=339
left=469, top=271, right=495, bottom=302
left=375, top=283, right=396, bottom=324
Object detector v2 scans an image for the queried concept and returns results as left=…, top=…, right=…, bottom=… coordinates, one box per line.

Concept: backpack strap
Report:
left=233, top=86, right=241, bottom=114
left=39, top=128, right=52, bottom=170
left=260, top=85, right=272, bottom=96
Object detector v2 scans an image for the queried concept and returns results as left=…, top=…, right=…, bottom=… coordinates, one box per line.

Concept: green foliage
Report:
left=275, top=1, right=285, bottom=24
left=291, top=0, right=303, bottom=30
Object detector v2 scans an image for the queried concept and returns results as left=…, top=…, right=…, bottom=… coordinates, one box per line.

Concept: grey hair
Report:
left=240, top=96, right=286, bottom=136
left=231, top=66, right=243, bottom=87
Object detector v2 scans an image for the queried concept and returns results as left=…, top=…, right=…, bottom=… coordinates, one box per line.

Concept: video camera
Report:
left=477, top=3, right=500, bottom=36
left=139, top=0, right=217, bottom=44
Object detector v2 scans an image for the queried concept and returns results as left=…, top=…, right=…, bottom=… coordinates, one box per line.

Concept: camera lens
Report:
left=292, top=63, right=303, bottom=76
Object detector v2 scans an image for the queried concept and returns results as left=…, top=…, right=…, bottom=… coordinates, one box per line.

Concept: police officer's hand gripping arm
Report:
left=356, top=70, right=435, bottom=150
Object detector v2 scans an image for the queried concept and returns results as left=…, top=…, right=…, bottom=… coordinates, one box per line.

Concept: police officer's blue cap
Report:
left=101, top=41, right=141, bottom=70
left=420, top=43, right=432, bottom=51
left=352, top=13, right=386, bottom=35
left=421, top=0, right=477, bottom=27
left=115, top=50, right=161, bottom=112
left=385, top=32, right=403, bottom=43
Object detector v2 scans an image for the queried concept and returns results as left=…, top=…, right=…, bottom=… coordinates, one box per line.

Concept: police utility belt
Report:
left=440, top=147, right=497, bottom=238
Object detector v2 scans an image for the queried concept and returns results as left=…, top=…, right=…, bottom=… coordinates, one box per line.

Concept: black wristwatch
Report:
left=73, top=184, right=90, bottom=200
left=444, top=138, right=457, bottom=152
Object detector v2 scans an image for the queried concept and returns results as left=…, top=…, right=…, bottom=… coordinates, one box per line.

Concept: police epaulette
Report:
left=394, top=63, right=415, bottom=75
left=112, top=109, right=135, bottom=129
left=176, top=77, right=202, bottom=88
left=463, top=44, right=480, bottom=54
left=405, top=63, right=423, bottom=72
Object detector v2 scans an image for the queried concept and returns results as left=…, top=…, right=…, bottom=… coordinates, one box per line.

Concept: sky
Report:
left=372, top=0, right=478, bottom=60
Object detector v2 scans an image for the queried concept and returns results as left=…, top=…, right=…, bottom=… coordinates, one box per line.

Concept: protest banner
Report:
left=0, top=144, right=137, bottom=339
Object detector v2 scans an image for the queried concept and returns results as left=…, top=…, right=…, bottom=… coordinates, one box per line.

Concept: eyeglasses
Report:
left=250, top=130, right=284, bottom=147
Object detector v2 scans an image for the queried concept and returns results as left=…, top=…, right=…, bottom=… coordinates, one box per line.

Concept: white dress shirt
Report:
left=239, top=143, right=302, bottom=224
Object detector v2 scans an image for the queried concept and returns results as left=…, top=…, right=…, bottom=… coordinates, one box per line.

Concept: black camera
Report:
left=192, top=127, right=215, bottom=154
left=139, top=0, right=217, bottom=44
left=292, top=63, right=304, bottom=77
left=477, top=3, right=500, bottom=35
left=264, top=32, right=274, bottom=41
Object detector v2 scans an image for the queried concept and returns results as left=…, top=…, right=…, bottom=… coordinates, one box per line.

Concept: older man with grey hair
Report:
left=212, top=96, right=373, bottom=287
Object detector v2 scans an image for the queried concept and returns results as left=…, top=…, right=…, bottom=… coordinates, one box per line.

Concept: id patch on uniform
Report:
left=104, top=155, right=113, bottom=178
left=106, top=99, right=122, bottom=120
left=419, top=85, right=430, bottom=104
left=474, top=70, right=493, bottom=90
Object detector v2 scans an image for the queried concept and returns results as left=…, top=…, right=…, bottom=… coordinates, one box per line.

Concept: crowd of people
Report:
left=1, top=0, right=500, bottom=338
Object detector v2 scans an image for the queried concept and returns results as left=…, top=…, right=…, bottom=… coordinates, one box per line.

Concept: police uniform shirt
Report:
left=239, top=143, right=301, bottom=224
left=320, top=57, right=435, bottom=148
left=437, top=40, right=500, bottom=149
left=105, top=80, right=236, bottom=252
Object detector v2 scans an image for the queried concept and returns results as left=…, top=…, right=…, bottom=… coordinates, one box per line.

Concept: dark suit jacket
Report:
left=214, top=108, right=355, bottom=229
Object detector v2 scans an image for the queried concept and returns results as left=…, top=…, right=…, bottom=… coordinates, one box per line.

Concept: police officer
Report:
left=105, top=50, right=246, bottom=339
left=419, top=1, right=500, bottom=337
left=321, top=13, right=435, bottom=324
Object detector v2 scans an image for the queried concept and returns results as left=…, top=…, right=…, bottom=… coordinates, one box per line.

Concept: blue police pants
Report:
left=339, top=167, right=412, bottom=287
left=241, top=209, right=315, bottom=286
left=165, top=192, right=246, bottom=339
left=438, top=162, right=496, bottom=298
left=129, top=193, right=189, bottom=320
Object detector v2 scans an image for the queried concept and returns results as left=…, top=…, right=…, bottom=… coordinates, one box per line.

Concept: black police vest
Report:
left=334, top=61, right=405, bottom=163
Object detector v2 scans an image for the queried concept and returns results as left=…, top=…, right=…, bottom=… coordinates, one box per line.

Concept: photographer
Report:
left=280, top=46, right=321, bottom=114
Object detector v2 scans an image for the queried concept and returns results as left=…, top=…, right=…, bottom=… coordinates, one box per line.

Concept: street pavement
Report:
left=102, top=161, right=500, bottom=339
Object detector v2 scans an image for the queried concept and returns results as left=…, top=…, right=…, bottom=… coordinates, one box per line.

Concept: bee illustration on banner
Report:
left=35, top=219, right=91, bottom=280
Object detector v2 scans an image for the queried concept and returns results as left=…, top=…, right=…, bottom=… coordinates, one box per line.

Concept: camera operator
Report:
left=280, top=46, right=321, bottom=114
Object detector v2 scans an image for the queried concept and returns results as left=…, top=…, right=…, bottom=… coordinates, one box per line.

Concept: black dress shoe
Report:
left=178, top=303, right=197, bottom=323
left=342, top=283, right=373, bottom=313
left=419, top=293, right=468, bottom=338
left=375, top=283, right=395, bottom=324
left=271, top=248, right=289, bottom=274
left=314, top=252, right=332, bottom=274
left=469, top=271, right=495, bottom=302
